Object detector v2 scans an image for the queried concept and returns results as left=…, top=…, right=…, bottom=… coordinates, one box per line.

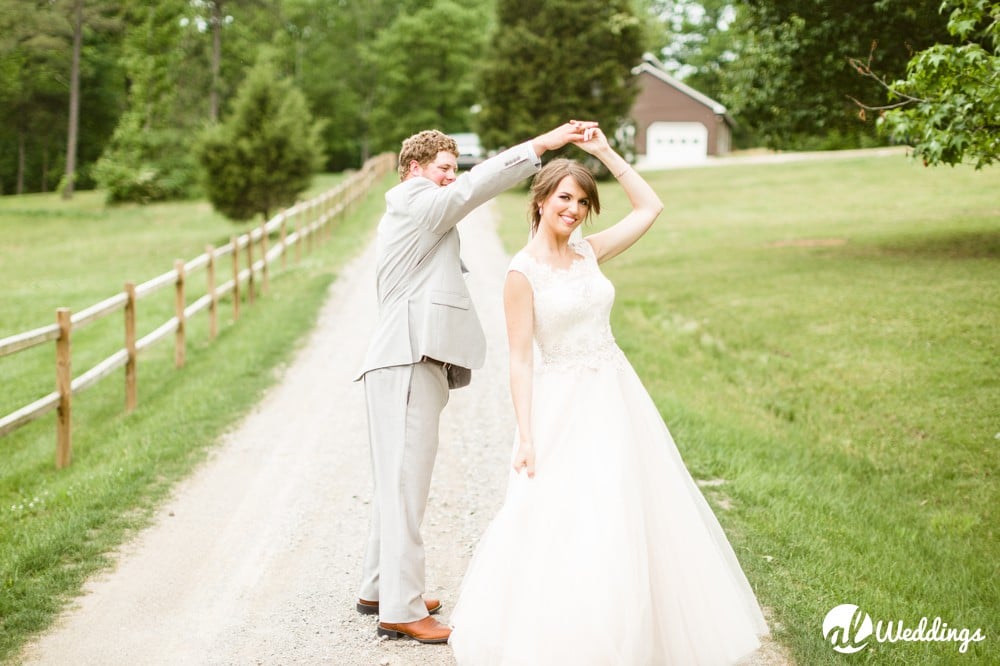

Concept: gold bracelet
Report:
left=614, top=165, right=631, bottom=179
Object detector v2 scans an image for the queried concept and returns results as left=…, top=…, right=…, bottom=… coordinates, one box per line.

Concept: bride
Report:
left=448, top=126, right=770, bottom=665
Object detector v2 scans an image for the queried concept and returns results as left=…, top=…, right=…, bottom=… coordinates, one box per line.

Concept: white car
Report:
left=450, top=132, right=484, bottom=169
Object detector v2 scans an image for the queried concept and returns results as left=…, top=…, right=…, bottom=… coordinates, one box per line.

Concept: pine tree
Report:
left=197, top=60, right=325, bottom=221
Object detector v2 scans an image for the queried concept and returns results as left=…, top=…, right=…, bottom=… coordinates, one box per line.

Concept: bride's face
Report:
left=539, top=176, right=591, bottom=235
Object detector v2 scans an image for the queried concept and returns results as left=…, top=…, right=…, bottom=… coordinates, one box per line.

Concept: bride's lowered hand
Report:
left=513, top=440, right=536, bottom=478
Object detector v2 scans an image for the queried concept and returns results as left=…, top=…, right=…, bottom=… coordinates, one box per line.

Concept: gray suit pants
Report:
left=359, top=360, right=449, bottom=622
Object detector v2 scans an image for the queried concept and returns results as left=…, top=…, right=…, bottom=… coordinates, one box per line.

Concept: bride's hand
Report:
left=513, top=441, right=536, bottom=478
left=575, top=126, right=611, bottom=155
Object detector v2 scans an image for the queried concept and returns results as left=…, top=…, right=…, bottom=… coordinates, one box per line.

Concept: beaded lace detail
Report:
left=508, top=239, right=627, bottom=373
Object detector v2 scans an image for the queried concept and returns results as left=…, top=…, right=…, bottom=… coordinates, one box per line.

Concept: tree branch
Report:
left=845, top=95, right=913, bottom=112
left=847, top=41, right=928, bottom=114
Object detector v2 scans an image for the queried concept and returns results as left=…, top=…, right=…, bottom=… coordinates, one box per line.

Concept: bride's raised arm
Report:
left=575, top=128, right=664, bottom=263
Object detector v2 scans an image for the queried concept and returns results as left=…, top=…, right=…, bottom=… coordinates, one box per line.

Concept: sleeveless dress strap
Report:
left=507, top=251, right=535, bottom=289
left=572, top=237, right=596, bottom=261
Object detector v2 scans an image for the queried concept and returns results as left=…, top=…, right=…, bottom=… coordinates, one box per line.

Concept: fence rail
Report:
left=0, top=153, right=395, bottom=466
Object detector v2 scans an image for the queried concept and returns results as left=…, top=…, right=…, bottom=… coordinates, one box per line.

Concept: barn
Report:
left=630, top=54, right=734, bottom=168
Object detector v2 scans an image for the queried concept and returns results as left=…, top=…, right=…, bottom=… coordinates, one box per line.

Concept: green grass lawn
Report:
left=494, top=154, right=998, bottom=665
left=2, top=155, right=996, bottom=664
left=0, top=172, right=389, bottom=662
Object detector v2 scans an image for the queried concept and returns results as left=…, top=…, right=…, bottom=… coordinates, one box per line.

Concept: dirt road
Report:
left=20, top=201, right=790, bottom=666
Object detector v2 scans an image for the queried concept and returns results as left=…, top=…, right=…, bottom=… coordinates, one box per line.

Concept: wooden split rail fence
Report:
left=0, top=153, right=395, bottom=467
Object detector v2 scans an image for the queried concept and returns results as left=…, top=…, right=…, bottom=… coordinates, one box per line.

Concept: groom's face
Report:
left=409, top=151, right=458, bottom=187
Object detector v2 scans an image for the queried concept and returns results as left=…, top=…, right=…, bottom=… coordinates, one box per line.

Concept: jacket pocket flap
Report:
left=431, top=290, right=471, bottom=310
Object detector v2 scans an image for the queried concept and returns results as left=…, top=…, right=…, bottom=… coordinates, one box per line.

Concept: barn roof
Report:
left=633, top=53, right=728, bottom=117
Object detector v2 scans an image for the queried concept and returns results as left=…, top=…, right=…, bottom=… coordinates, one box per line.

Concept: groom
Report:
left=355, top=121, right=596, bottom=643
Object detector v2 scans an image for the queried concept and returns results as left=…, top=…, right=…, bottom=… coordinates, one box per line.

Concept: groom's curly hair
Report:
left=398, top=130, right=459, bottom=181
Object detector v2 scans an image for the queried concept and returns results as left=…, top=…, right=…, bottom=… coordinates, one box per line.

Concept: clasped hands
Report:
left=534, top=119, right=610, bottom=156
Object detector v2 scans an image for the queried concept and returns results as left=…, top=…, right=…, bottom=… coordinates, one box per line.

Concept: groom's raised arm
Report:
left=415, top=121, right=598, bottom=236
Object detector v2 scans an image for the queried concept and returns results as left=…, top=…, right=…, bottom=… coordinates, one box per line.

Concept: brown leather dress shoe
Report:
left=377, top=616, right=451, bottom=644
left=356, top=597, right=442, bottom=616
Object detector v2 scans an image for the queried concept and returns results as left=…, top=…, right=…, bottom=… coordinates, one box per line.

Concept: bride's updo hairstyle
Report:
left=528, top=158, right=601, bottom=236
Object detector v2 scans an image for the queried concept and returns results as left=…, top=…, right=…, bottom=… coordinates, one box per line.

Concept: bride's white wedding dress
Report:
left=449, top=238, right=769, bottom=665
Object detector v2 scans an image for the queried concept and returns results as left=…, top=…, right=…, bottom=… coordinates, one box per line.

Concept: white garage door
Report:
left=643, top=121, right=708, bottom=167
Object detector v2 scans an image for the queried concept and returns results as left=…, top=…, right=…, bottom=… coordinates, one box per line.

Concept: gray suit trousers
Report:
left=359, top=360, right=449, bottom=622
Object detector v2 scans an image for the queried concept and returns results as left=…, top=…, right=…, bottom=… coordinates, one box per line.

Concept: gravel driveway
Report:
left=19, top=201, right=791, bottom=666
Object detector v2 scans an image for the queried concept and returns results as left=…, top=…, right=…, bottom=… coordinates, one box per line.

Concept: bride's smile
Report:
left=540, top=178, right=591, bottom=234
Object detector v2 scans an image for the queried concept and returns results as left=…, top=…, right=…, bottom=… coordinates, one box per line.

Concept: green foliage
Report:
left=92, top=111, right=199, bottom=203
left=645, top=0, right=736, bottom=102
left=876, top=0, right=1000, bottom=168
left=92, top=1, right=199, bottom=203
left=273, top=0, right=366, bottom=169
left=364, top=1, right=490, bottom=153
left=721, top=0, right=953, bottom=150
left=0, top=0, right=122, bottom=200
left=0, top=0, right=124, bottom=194
left=259, top=0, right=481, bottom=169
left=197, top=61, right=325, bottom=222
left=477, top=0, right=646, bottom=158
left=0, top=0, right=290, bottom=198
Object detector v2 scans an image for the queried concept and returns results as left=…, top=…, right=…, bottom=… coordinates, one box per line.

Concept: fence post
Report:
left=260, top=221, right=269, bottom=295
left=125, top=282, right=137, bottom=412
left=294, top=209, right=301, bottom=264
left=174, top=259, right=186, bottom=368
left=335, top=188, right=343, bottom=230
left=280, top=213, right=288, bottom=270
left=206, top=245, right=217, bottom=340
left=246, top=232, right=255, bottom=306
left=326, top=191, right=334, bottom=241
left=316, top=197, right=324, bottom=243
left=231, top=235, right=240, bottom=321
left=316, top=198, right=323, bottom=244
left=315, top=199, right=321, bottom=247
left=315, top=199, right=323, bottom=246
left=305, top=201, right=313, bottom=255
left=55, top=307, right=72, bottom=469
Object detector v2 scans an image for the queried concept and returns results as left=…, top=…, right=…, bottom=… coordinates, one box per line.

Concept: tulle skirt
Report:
left=449, top=356, right=769, bottom=665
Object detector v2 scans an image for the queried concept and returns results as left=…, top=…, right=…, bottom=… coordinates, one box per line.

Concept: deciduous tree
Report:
left=0, top=1, right=69, bottom=195
left=720, top=0, right=953, bottom=149
left=93, top=0, right=198, bottom=202
left=59, top=0, right=121, bottom=199
left=276, top=0, right=410, bottom=168
left=646, top=0, right=737, bottom=102
left=477, top=0, right=646, bottom=161
left=851, top=0, right=999, bottom=168
left=363, top=0, right=490, bottom=154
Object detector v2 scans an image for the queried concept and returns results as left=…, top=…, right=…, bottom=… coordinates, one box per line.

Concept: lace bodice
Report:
left=508, top=239, right=626, bottom=372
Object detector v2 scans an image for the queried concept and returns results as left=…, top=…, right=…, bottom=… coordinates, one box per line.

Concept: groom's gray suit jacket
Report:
left=356, top=142, right=540, bottom=388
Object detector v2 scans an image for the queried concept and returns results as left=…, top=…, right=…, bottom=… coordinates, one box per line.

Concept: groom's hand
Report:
left=532, top=120, right=599, bottom=157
